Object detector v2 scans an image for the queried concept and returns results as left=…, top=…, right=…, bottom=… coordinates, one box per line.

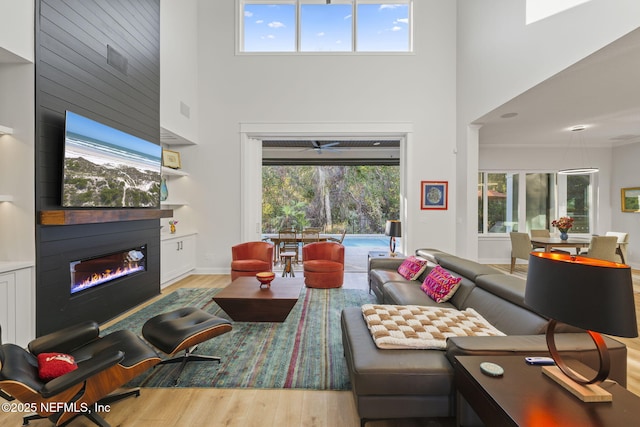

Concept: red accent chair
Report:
left=302, top=242, right=345, bottom=288
left=231, top=242, right=274, bottom=281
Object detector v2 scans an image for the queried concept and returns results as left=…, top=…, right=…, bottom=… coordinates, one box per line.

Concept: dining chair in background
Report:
left=510, top=232, right=536, bottom=274
left=580, top=235, right=619, bottom=262
left=301, top=228, right=320, bottom=261
left=328, top=229, right=347, bottom=244
left=605, top=231, right=629, bottom=264
left=278, top=228, right=299, bottom=264
left=530, top=229, right=550, bottom=249
left=301, top=228, right=320, bottom=245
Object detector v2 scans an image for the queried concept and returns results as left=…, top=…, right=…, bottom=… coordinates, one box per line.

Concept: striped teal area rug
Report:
left=103, top=287, right=375, bottom=390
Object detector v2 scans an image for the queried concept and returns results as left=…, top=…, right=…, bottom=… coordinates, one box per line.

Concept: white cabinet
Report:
left=161, top=232, right=196, bottom=287
left=0, top=263, right=35, bottom=347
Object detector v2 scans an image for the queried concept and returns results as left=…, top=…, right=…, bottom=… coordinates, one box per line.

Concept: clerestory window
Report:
left=239, top=0, right=412, bottom=53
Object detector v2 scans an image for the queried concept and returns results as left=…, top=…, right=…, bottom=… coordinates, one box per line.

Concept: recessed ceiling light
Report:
left=570, top=125, right=587, bottom=132
left=500, top=112, right=518, bottom=119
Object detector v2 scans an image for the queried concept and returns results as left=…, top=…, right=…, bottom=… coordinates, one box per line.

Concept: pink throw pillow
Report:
left=421, top=265, right=462, bottom=303
left=397, top=256, right=429, bottom=280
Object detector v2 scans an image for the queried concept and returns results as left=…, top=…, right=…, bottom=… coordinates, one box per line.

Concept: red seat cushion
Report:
left=231, top=259, right=271, bottom=272
left=303, top=260, right=343, bottom=273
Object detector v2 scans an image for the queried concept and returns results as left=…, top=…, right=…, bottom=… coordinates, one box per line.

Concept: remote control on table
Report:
left=525, top=356, right=555, bottom=365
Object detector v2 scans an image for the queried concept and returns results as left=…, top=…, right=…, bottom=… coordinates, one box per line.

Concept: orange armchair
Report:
left=231, top=241, right=274, bottom=281
left=302, top=242, right=345, bottom=288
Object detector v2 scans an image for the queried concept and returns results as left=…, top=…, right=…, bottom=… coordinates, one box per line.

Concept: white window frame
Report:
left=237, top=0, right=413, bottom=54
left=478, top=170, right=598, bottom=237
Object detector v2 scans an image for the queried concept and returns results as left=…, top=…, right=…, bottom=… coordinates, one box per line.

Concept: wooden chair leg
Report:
left=510, top=256, right=516, bottom=274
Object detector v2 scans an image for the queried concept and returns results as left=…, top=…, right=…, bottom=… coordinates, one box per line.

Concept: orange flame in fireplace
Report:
left=74, top=263, right=144, bottom=293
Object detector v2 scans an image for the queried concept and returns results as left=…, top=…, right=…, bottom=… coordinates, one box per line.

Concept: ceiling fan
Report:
left=307, top=140, right=342, bottom=154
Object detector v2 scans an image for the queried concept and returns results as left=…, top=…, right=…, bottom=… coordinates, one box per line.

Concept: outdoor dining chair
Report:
left=278, top=228, right=299, bottom=264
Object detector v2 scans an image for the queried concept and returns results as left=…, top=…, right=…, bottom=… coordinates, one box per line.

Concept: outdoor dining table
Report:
left=263, top=234, right=332, bottom=263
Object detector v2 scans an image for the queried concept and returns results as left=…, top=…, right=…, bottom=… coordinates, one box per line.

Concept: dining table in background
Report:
left=530, top=236, right=591, bottom=255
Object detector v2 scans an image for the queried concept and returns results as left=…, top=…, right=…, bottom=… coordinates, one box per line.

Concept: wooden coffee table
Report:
left=213, top=276, right=303, bottom=322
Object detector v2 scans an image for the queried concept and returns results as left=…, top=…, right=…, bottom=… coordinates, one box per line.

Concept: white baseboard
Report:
left=193, top=267, right=230, bottom=275
left=478, top=258, right=517, bottom=265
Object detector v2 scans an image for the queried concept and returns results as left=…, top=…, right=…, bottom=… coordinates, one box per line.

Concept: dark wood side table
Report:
left=454, top=355, right=640, bottom=427
left=367, top=250, right=403, bottom=259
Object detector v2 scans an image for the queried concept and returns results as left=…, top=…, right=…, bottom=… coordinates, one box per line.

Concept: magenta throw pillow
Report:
left=397, top=256, right=429, bottom=280
left=421, top=265, right=462, bottom=303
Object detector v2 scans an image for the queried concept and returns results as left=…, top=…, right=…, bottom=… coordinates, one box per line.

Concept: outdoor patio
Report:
left=271, top=234, right=395, bottom=273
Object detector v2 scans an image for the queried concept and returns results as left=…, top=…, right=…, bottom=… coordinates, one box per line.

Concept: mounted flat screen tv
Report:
left=62, top=111, right=162, bottom=208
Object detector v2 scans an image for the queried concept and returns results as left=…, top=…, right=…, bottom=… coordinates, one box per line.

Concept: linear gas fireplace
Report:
left=70, top=245, right=147, bottom=295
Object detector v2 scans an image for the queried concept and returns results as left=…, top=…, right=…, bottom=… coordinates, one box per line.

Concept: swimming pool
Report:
left=342, top=235, right=396, bottom=248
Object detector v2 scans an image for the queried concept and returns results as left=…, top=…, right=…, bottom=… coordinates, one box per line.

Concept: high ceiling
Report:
left=262, top=139, right=401, bottom=164
left=476, top=27, right=640, bottom=148
left=262, top=27, right=640, bottom=161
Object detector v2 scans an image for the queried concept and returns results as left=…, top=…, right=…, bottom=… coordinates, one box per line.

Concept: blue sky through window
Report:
left=300, top=5, right=352, bottom=52
left=244, top=4, right=296, bottom=52
left=357, top=4, right=409, bottom=52
left=243, top=2, right=410, bottom=53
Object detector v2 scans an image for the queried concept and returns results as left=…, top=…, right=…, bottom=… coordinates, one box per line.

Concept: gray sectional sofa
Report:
left=341, top=248, right=628, bottom=426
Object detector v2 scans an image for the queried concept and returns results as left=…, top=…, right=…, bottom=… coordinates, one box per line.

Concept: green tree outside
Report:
left=262, top=165, right=399, bottom=234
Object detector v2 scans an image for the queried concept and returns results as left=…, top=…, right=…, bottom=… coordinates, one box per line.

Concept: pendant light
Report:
left=558, top=125, right=599, bottom=175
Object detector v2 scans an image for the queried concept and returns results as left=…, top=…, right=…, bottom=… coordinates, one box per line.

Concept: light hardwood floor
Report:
left=2, top=270, right=639, bottom=427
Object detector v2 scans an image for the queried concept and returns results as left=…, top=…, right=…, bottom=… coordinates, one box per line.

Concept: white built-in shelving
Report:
left=160, top=127, right=195, bottom=209
left=160, top=127, right=196, bottom=146
left=162, top=166, right=189, bottom=177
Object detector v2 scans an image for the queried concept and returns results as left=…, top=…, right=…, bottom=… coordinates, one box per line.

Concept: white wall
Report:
left=612, top=142, right=640, bottom=268
left=159, top=0, right=199, bottom=238
left=0, top=0, right=34, bottom=63
left=0, top=0, right=35, bottom=261
left=456, top=0, right=640, bottom=260
left=160, top=0, right=199, bottom=143
left=0, top=64, right=35, bottom=261
left=192, top=0, right=457, bottom=273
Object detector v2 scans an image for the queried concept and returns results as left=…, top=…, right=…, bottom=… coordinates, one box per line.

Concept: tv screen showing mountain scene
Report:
left=62, top=111, right=162, bottom=208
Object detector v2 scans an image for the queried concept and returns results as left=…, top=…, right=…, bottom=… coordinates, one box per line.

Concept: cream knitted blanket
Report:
left=362, top=304, right=505, bottom=350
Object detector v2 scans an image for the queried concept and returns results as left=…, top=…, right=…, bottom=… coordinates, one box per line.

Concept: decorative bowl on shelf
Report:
left=256, top=271, right=276, bottom=288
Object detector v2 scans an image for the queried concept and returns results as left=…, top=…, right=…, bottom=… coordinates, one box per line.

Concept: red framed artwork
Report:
left=421, top=181, right=448, bottom=210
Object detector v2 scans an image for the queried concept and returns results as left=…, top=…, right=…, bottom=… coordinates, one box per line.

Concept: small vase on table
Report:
left=559, top=230, right=568, bottom=241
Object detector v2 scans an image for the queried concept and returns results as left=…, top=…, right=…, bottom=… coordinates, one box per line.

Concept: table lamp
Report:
left=385, top=220, right=401, bottom=257
left=524, top=252, right=637, bottom=402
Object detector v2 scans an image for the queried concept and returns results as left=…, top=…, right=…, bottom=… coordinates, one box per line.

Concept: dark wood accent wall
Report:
left=40, top=209, right=173, bottom=225
left=35, top=0, right=162, bottom=335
